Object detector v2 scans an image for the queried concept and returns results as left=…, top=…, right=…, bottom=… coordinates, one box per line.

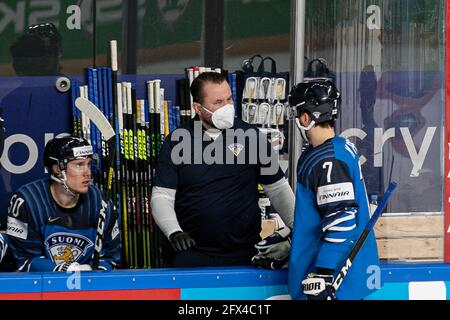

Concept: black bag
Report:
left=304, top=58, right=336, bottom=83
left=235, top=55, right=289, bottom=120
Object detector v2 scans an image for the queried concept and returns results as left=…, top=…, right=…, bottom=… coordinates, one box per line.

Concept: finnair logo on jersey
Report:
left=46, top=233, right=93, bottom=264
left=73, top=146, right=93, bottom=158
left=6, top=216, right=28, bottom=240
left=317, top=182, right=355, bottom=205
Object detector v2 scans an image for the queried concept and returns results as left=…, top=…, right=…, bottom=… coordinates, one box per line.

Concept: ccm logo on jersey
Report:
left=6, top=216, right=28, bottom=240
left=317, top=182, right=355, bottom=205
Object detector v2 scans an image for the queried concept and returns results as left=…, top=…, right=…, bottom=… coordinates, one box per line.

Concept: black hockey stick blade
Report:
left=332, top=181, right=397, bottom=293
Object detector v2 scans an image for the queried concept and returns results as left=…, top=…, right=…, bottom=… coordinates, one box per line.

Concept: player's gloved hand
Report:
left=54, top=262, right=93, bottom=272
left=302, top=273, right=336, bottom=300
left=251, top=227, right=291, bottom=270
left=169, top=231, right=196, bottom=251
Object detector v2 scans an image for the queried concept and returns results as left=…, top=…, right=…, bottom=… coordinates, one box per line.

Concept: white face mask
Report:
left=201, top=103, right=235, bottom=129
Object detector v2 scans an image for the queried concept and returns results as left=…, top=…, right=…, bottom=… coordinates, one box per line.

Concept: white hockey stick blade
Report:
left=75, top=97, right=115, bottom=141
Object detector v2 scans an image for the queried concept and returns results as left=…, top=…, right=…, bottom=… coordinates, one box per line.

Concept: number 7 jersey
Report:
left=288, top=136, right=380, bottom=300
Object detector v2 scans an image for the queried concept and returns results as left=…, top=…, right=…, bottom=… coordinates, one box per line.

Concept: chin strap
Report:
left=295, top=118, right=315, bottom=145
left=50, top=170, right=77, bottom=197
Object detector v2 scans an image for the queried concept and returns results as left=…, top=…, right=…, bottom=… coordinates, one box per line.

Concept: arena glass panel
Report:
left=304, top=0, right=445, bottom=262
left=223, top=0, right=291, bottom=73
left=0, top=0, right=124, bottom=77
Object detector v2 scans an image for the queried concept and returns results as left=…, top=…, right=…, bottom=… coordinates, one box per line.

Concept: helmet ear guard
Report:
left=46, top=156, right=65, bottom=174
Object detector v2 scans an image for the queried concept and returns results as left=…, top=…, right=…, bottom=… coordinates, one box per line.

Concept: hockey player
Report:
left=6, top=136, right=121, bottom=272
left=151, top=72, right=294, bottom=268
left=287, top=79, right=380, bottom=300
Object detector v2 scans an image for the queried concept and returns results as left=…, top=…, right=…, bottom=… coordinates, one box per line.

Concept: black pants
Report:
left=161, top=235, right=258, bottom=268
left=172, top=248, right=257, bottom=268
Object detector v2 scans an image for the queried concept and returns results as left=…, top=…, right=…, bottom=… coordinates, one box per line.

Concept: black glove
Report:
left=251, top=255, right=289, bottom=270
left=302, top=273, right=336, bottom=300
left=251, top=227, right=291, bottom=270
left=169, top=231, right=196, bottom=251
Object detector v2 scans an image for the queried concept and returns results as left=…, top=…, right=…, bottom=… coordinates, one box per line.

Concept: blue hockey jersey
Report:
left=6, top=179, right=121, bottom=271
left=288, top=136, right=380, bottom=300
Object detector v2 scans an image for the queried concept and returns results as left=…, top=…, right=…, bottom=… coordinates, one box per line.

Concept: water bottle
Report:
left=369, top=194, right=378, bottom=217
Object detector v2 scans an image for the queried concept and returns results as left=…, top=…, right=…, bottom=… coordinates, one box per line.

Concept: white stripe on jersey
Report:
left=345, top=139, right=358, bottom=156
left=324, top=237, right=347, bottom=243
left=327, top=224, right=356, bottom=232
left=322, top=212, right=355, bottom=232
left=325, top=211, right=339, bottom=218
left=344, top=144, right=356, bottom=159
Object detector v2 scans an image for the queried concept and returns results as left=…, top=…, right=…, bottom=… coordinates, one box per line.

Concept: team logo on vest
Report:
left=227, top=143, right=244, bottom=156
left=45, top=233, right=94, bottom=264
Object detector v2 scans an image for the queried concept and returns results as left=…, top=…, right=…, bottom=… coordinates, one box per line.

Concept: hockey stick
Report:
left=74, top=97, right=115, bottom=269
left=130, top=88, right=143, bottom=268
left=109, top=40, right=131, bottom=267
left=122, top=82, right=136, bottom=268
left=332, top=181, right=397, bottom=293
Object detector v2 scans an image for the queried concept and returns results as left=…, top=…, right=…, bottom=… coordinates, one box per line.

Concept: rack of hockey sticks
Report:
left=69, top=41, right=182, bottom=269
